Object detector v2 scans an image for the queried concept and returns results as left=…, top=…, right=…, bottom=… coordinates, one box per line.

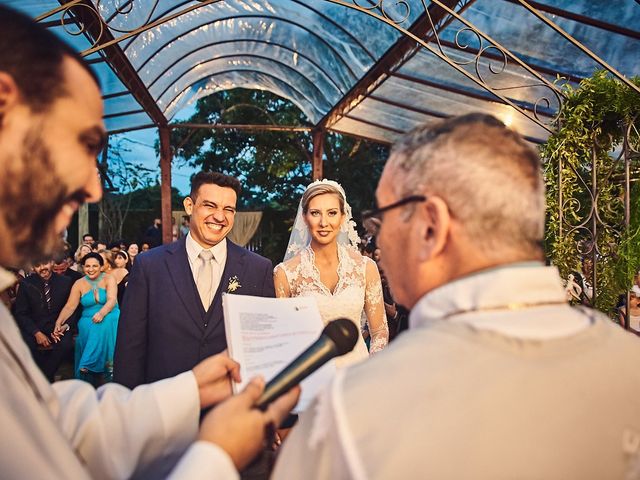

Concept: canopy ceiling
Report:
left=4, top=0, right=640, bottom=144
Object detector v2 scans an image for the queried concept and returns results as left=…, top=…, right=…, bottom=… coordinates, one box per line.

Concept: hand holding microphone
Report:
left=256, top=318, right=359, bottom=409
left=197, top=318, right=358, bottom=470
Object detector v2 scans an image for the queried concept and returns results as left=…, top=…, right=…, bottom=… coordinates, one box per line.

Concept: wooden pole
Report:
left=312, top=128, right=325, bottom=181
left=159, top=126, right=172, bottom=245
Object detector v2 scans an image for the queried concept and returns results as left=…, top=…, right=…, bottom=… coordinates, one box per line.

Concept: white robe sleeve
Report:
left=273, top=371, right=359, bottom=480
left=53, top=371, right=200, bottom=480
left=168, top=441, right=239, bottom=480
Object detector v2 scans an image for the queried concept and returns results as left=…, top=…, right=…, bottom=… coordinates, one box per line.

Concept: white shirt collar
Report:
left=409, top=262, right=591, bottom=340
left=185, top=232, right=227, bottom=266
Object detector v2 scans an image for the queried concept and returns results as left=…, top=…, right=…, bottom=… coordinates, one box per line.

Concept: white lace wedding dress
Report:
left=274, top=244, right=388, bottom=367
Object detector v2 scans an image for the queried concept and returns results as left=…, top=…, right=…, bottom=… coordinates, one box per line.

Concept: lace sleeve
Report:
left=273, top=264, right=291, bottom=298
left=363, top=258, right=388, bottom=354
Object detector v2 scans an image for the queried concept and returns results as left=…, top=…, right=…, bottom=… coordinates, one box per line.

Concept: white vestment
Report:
left=273, top=263, right=640, bottom=479
left=0, top=267, right=238, bottom=479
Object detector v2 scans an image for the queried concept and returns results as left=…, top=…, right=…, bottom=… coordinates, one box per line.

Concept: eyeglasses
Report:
left=361, top=195, right=427, bottom=233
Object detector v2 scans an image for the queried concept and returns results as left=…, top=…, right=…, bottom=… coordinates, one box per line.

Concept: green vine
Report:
left=542, top=71, right=640, bottom=315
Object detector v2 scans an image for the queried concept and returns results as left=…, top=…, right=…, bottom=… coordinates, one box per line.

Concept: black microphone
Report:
left=256, top=318, right=359, bottom=410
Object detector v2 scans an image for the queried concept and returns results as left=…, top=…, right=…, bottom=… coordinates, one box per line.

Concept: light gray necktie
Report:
left=197, top=250, right=214, bottom=309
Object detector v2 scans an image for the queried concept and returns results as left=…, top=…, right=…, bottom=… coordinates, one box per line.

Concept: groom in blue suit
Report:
left=113, top=172, right=274, bottom=388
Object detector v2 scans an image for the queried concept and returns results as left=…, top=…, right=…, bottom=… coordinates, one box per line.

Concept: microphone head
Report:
left=323, top=318, right=359, bottom=356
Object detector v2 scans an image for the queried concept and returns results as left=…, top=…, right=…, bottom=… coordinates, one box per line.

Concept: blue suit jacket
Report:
left=113, top=238, right=274, bottom=388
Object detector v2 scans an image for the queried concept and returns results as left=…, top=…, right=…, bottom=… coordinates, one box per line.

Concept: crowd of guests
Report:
left=563, top=256, right=640, bottom=335
left=6, top=216, right=409, bottom=389
left=3, top=7, right=640, bottom=474
left=3, top=234, right=158, bottom=385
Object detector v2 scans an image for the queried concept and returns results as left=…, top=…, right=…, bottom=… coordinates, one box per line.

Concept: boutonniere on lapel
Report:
left=227, top=275, right=242, bottom=293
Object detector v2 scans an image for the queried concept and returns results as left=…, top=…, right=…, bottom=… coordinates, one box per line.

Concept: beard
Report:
left=0, top=125, right=70, bottom=268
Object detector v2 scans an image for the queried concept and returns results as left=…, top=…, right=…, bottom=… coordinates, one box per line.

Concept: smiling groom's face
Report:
left=183, top=183, right=237, bottom=249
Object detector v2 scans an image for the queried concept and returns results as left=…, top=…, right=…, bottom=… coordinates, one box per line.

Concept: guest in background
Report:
left=144, top=218, right=162, bottom=248
left=72, top=243, right=92, bottom=272
left=81, top=233, right=94, bottom=245
left=141, top=242, right=150, bottom=253
left=107, top=241, right=121, bottom=254
left=618, top=285, right=640, bottom=335
left=14, top=260, right=77, bottom=381
left=112, top=250, right=129, bottom=305
left=127, top=242, right=139, bottom=265
left=52, top=252, right=83, bottom=283
left=179, top=215, right=190, bottom=238
left=91, top=241, right=107, bottom=252
left=172, top=216, right=179, bottom=242
left=98, top=248, right=116, bottom=275
left=54, top=253, right=119, bottom=385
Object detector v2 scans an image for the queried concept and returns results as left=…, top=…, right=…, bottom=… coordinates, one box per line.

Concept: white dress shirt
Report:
left=185, top=232, right=228, bottom=307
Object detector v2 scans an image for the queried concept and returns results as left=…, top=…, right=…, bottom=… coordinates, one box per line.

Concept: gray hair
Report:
left=388, top=113, right=545, bottom=259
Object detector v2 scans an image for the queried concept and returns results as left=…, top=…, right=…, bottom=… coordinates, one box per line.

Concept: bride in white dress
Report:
left=274, top=179, right=388, bottom=367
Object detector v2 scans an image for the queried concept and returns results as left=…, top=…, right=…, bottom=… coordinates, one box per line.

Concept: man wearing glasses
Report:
left=273, top=113, right=640, bottom=479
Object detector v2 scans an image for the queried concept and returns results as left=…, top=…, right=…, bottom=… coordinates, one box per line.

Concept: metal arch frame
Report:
left=428, top=38, right=585, bottom=84
left=320, top=0, right=565, bottom=134
left=58, top=0, right=168, bottom=128
left=316, top=0, right=468, bottom=132
left=337, top=111, right=567, bottom=147
left=35, top=0, right=640, bottom=249
left=351, top=94, right=547, bottom=144
left=146, top=39, right=347, bottom=95
left=40, top=0, right=636, bottom=133
left=500, top=0, right=640, bottom=41
left=154, top=54, right=334, bottom=115
left=512, top=0, right=640, bottom=95
left=391, top=71, right=555, bottom=118
left=162, top=69, right=323, bottom=119
left=132, top=15, right=362, bottom=83
left=120, top=0, right=379, bottom=63
left=104, top=108, right=145, bottom=119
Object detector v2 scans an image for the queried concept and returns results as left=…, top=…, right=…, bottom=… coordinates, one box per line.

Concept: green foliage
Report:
left=542, top=71, right=640, bottom=314
left=171, top=89, right=313, bottom=213
left=170, top=89, right=388, bottom=262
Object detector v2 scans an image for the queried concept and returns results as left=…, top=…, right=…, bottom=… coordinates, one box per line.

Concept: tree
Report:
left=98, top=138, right=158, bottom=242
left=170, top=89, right=389, bottom=262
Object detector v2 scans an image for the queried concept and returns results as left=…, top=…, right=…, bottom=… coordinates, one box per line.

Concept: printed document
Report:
left=223, top=293, right=336, bottom=411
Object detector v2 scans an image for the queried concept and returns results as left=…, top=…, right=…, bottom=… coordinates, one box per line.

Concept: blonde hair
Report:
left=97, top=249, right=116, bottom=269
left=74, top=244, right=91, bottom=262
left=301, top=183, right=345, bottom=214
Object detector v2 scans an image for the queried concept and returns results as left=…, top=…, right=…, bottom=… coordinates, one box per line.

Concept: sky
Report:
left=109, top=104, right=198, bottom=197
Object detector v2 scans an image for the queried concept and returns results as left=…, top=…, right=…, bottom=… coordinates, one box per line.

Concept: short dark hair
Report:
left=80, top=252, right=104, bottom=266
left=0, top=5, right=99, bottom=112
left=53, top=251, right=72, bottom=263
left=189, top=172, right=241, bottom=200
left=82, top=233, right=94, bottom=241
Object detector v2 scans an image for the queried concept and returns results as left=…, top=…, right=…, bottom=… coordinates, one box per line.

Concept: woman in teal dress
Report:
left=53, top=252, right=119, bottom=385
